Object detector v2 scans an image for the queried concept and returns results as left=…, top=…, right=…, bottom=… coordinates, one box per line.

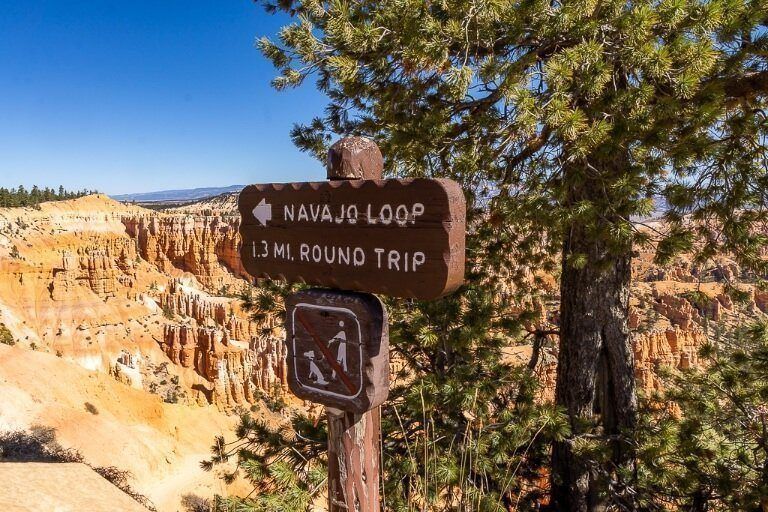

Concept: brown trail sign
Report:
left=238, top=137, right=466, bottom=512
left=238, top=178, right=465, bottom=300
left=285, top=289, right=389, bottom=413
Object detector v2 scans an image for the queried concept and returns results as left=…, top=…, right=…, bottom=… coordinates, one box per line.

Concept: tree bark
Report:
left=549, top=215, right=638, bottom=511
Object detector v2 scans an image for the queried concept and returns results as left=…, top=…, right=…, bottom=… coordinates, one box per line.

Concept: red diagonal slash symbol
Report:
left=294, top=309, right=358, bottom=395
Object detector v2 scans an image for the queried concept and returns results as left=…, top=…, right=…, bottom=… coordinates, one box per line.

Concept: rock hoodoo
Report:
left=160, top=324, right=286, bottom=406
left=122, top=214, right=247, bottom=291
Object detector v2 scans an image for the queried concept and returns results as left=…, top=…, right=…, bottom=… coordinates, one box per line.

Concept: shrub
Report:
left=181, top=494, right=211, bottom=512
left=92, top=465, right=156, bottom=511
left=636, top=321, right=768, bottom=510
left=264, top=382, right=286, bottom=413
left=0, top=425, right=82, bottom=462
left=0, top=324, right=15, bottom=346
left=84, top=402, right=99, bottom=415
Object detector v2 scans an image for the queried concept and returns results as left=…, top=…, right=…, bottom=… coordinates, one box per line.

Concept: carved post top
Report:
left=326, top=136, right=383, bottom=181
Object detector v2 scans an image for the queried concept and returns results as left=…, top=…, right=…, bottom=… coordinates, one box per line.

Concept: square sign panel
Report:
left=285, top=289, right=388, bottom=413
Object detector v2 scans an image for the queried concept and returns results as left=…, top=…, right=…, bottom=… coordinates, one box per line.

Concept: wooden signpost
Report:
left=238, top=136, right=466, bottom=512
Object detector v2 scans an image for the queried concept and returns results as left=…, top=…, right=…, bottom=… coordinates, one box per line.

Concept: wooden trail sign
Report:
left=238, top=178, right=465, bottom=300
left=238, top=136, right=467, bottom=512
left=285, top=289, right=389, bottom=413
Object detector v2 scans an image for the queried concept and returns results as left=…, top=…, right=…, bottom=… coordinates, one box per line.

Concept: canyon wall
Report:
left=50, top=239, right=139, bottom=300
left=3, top=193, right=765, bottom=412
left=0, top=196, right=286, bottom=411
left=157, top=279, right=287, bottom=406
left=161, top=324, right=286, bottom=405
left=121, top=214, right=248, bottom=291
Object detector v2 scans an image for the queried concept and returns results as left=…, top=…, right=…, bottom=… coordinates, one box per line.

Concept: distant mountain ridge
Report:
left=112, top=185, right=244, bottom=202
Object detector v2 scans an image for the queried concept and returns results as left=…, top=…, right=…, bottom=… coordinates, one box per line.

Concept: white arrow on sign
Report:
left=252, top=198, right=272, bottom=227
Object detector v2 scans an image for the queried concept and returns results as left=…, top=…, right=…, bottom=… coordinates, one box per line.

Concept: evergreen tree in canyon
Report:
left=635, top=321, right=768, bottom=510
left=257, top=1, right=768, bottom=508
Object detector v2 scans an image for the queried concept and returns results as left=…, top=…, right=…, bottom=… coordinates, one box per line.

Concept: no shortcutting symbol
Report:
left=252, top=198, right=272, bottom=227
left=285, top=291, right=388, bottom=413
left=295, top=310, right=358, bottom=394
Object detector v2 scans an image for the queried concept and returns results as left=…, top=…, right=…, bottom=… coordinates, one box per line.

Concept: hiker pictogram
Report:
left=331, top=321, right=348, bottom=380
left=290, top=303, right=362, bottom=400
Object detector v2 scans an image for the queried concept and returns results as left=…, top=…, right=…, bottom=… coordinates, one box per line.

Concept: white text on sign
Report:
left=251, top=240, right=426, bottom=272
left=280, top=202, right=425, bottom=226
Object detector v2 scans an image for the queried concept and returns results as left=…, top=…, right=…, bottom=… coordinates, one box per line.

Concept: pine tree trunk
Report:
left=549, top=215, right=638, bottom=511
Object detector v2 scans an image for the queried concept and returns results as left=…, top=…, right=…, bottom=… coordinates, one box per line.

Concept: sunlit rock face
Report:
left=633, top=328, right=707, bottom=391
left=121, top=214, right=248, bottom=291
left=160, top=324, right=286, bottom=406
left=157, top=278, right=287, bottom=407
left=0, top=195, right=287, bottom=411
left=50, top=241, right=138, bottom=301
left=0, top=196, right=168, bottom=372
left=2, top=192, right=765, bottom=415
left=521, top=241, right=765, bottom=401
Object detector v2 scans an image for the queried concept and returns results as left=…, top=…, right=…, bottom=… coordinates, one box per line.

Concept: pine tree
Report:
left=635, top=321, right=768, bottom=510
left=0, top=323, right=15, bottom=346
left=15, top=186, right=27, bottom=207
left=0, top=186, right=92, bottom=208
left=209, top=278, right=568, bottom=510
left=257, top=1, right=768, bottom=508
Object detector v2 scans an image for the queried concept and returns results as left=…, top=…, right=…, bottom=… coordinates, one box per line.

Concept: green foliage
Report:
left=239, top=280, right=300, bottom=335
left=217, top=285, right=236, bottom=298
left=0, top=323, right=15, bottom=346
left=181, top=494, right=211, bottom=512
left=635, top=321, right=768, bottom=510
left=243, top=0, right=767, bottom=507
left=257, top=0, right=767, bottom=275
left=679, top=289, right=711, bottom=317
left=213, top=271, right=568, bottom=509
left=9, top=245, right=20, bottom=259
left=725, top=284, right=753, bottom=306
left=377, top=281, right=569, bottom=510
left=263, top=383, right=287, bottom=413
left=162, top=305, right=175, bottom=320
left=203, top=413, right=328, bottom=512
left=0, top=425, right=84, bottom=463
left=0, top=185, right=97, bottom=208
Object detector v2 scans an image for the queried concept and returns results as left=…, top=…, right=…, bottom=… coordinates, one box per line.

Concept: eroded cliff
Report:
left=122, top=214, right=247, bottom=291
left=0, top=196, right=286, bottom=411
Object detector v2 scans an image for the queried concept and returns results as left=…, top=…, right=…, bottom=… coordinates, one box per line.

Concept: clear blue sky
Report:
left=0, top=1, right=328, bottom=195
